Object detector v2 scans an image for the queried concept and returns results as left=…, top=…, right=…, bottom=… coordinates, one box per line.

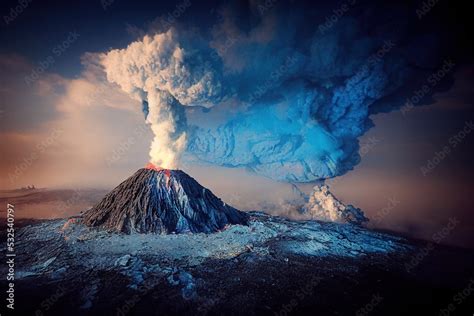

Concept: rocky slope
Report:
left=82, top=167, right=248, bottom=234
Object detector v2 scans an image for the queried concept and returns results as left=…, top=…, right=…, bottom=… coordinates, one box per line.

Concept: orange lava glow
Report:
left=145, top=162, right=171, bottom=179
left=145, top=162, right=164, bottom=171
left=61, top=217, right=80, bottom=232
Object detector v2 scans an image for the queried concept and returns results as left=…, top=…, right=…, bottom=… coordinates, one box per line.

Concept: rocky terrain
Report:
left=2, top=211, right=473, bottom=315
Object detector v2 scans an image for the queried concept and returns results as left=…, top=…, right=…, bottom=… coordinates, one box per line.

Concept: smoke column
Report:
left=101, top=29, right=222, bottom=168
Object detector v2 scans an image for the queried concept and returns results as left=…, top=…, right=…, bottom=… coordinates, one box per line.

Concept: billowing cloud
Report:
left=99, top=1, right=453, bottom=182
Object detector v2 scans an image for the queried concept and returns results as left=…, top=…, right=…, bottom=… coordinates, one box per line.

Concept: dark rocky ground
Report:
left=1, top=213, right=473, bottom=316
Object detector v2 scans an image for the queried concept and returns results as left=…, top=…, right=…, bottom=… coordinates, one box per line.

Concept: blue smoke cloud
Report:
left=122, top=1, right=453, bottom=182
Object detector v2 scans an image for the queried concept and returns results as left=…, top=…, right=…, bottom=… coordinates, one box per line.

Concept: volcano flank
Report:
left=82, top=166, right=248, bottom=234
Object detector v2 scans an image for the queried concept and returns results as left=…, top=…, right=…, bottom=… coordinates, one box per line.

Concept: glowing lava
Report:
left=145, top=163, right=171, bottom=187
left=145, top=162, right=171, bottom=176
left=145, top=162, right=163, bottom=171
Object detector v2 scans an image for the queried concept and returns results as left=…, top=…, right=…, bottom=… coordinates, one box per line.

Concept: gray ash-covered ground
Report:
left=1, top=212, right=473, bottom=315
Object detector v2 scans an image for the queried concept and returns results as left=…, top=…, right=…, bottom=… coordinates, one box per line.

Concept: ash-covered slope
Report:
left=82, top=168, right=248, bottom=234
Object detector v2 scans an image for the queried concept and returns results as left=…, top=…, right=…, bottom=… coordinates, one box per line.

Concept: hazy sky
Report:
left=0, top=0, right=473, bottom=248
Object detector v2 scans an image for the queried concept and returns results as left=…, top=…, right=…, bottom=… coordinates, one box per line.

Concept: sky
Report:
left=0, top=0, right=473, bottom=248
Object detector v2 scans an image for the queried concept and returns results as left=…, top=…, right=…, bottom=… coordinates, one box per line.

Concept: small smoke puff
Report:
left=303, top=185, right=368, bottom=224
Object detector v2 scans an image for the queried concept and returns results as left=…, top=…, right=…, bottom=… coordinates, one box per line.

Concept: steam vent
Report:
left=82, top=164, right=249, bottom=234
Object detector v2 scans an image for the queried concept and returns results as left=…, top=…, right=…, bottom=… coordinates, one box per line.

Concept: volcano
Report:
left=82, top=165, right=248, bottom=234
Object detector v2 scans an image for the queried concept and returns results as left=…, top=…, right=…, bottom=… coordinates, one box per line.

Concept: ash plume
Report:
left=100, top=29, right=223, bottom=168
left=101, top=1, right=453, bottom=180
